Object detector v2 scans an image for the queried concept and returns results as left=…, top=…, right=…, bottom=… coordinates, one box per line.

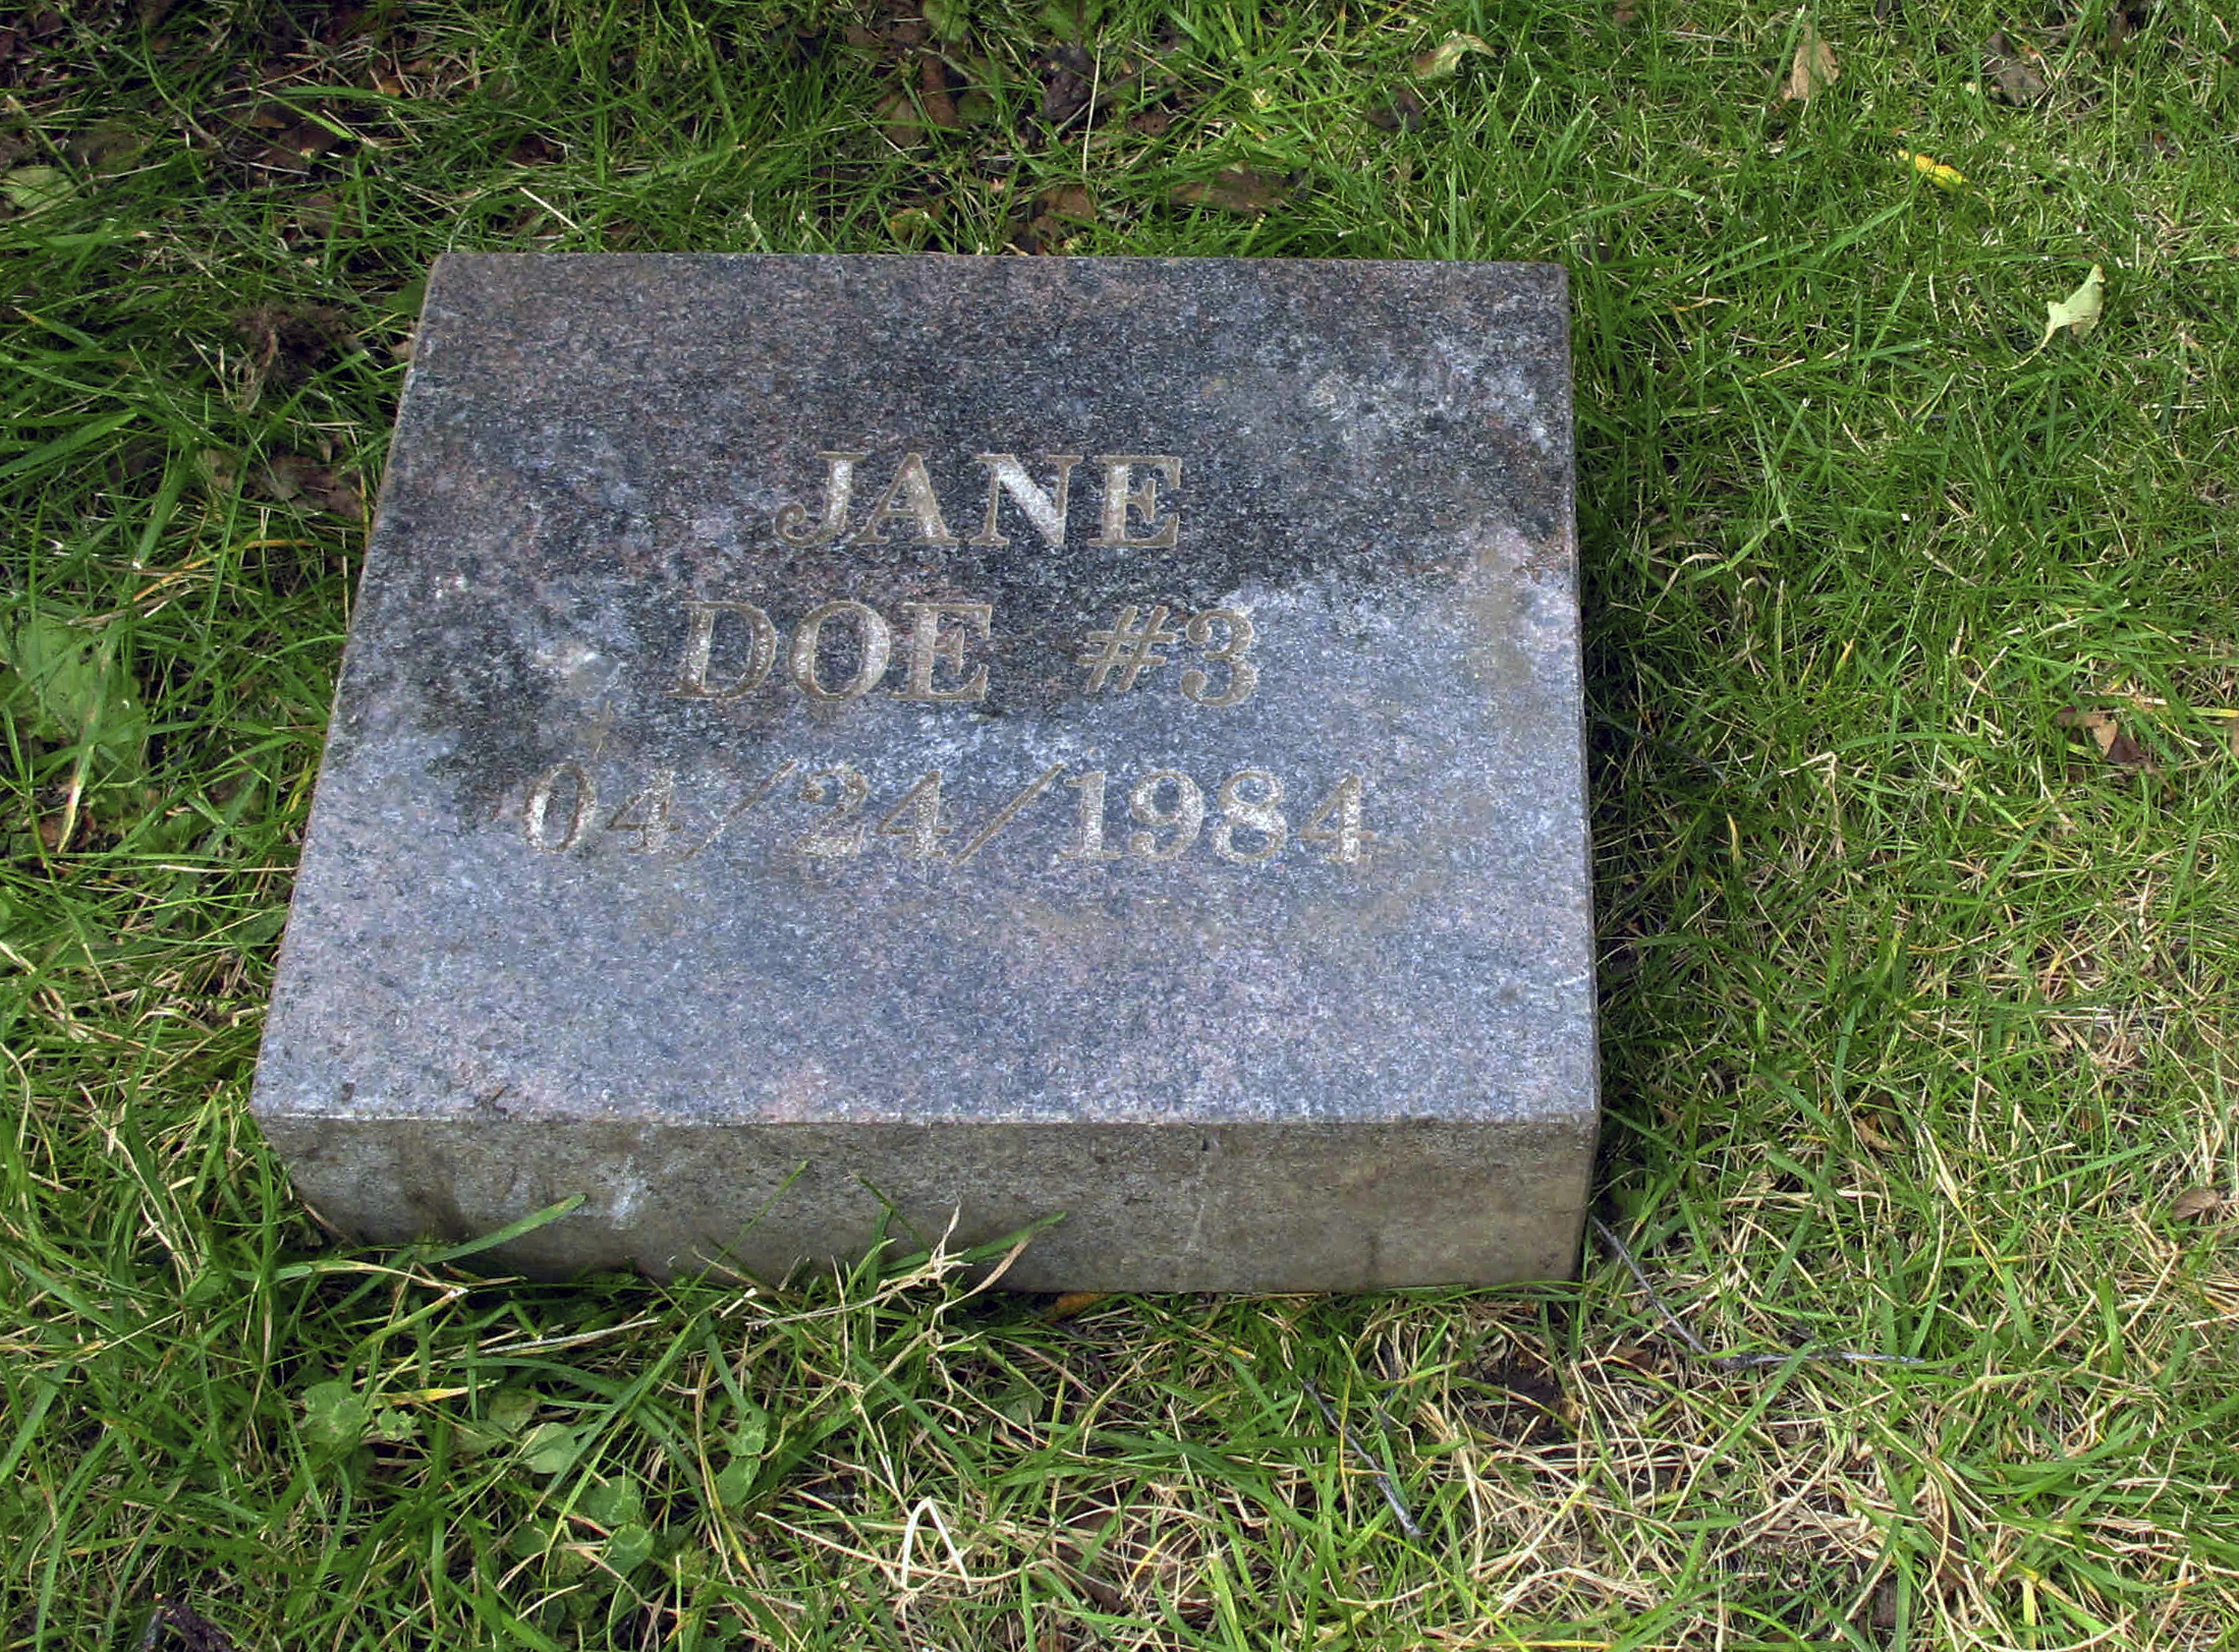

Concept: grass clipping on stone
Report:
left=1, top=1, right=2236, bottom=1648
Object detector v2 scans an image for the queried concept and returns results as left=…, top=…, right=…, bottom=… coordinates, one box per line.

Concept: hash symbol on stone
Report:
left=1076, top=604, right=1182, bottom=694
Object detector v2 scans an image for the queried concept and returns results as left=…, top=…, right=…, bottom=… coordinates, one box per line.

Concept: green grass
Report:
left=4, top=0, right=2237, bottom=1647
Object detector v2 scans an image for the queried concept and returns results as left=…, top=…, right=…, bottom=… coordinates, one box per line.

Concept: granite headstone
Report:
left=252, top=253, right=1596, bottom=1290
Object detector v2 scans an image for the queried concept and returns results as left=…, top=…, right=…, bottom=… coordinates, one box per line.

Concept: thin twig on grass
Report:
left=1592, top=1216, right=1928, bottom=1371
left=1302, top=1378, right=1425, bottom=1539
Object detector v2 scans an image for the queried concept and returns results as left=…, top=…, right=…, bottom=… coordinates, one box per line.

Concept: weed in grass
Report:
left=1, top=1, right=2235, bottom=1648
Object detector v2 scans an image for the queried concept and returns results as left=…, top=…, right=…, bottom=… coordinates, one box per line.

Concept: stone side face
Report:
left=263, top=1116, right=1597, bottom=1291
left=252, top=253, right=1596, bottom=1289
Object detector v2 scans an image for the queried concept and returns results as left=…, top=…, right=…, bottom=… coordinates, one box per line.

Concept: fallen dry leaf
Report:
left=1170, top=165, right=1287, bottom=216
left=1781, top=22, right=1840, bottom=103
left=2033, top=264, right=2105, bottom=353
left=1985, top=31, right=2049, bottom=104
left=1413, top=32, right=1493, bottom=79
left=2, top=164, right=74, bottom=215
left=917, top=53, right=960, bottom=130
left=1047, top=1291, right=1106, bottom=1320
left=292, top=191, right=345, bottom=237
left=877, top=90, right=925, bottom=149
left=239, top=105, right=342, bottom=172
left=1867, top=1577, right=1901, bottom=1633
left=2103, top=726, right=2151, bottom=769
left=197, top=448, right=240, bottom=495
left=2055, top=704, right=2156, bottom=773
left=1040, top=43, right=1094, bottom=127
left=68, top=123, right=146, bottom=175
left=1037, top=184, right=1096, bottom=224
left=1899, top=149, right=1966, bottom=190
left=1011, top=184, right=1098, bottom=255
left=232, top=303, right=355, bottom=412
left=2167, top=1186, right=2224, bottom=1223
left=33, top=799, right=88, bottom=858
left=1366, top=84, right=1427, bottom=133
left=1604, top=1343, right=1670, bottom=1376
left=237, top=303, right=353, bottom=383
left=256, top=455, right=363, bottom=521
left=2103, top=4, right=2152, bottom=52
left=2056, top=704, right=2120, bottom=754
left=884, top=204, right=937, bottom=248
left=142, top=1596, right=243, bottom=1652
left=923, top=0, right=969, bottom=43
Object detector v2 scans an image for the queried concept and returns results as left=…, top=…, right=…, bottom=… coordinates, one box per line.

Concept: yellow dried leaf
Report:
left=1899, top=150, right=1966, bottom=190
left=2034, top=264, right=2105, bottom=352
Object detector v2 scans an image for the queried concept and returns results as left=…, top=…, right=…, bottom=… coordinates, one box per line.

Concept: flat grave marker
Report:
left=252, top=253, right=1596, bottom=1290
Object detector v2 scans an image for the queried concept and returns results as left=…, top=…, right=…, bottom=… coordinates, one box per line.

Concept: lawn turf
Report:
left=2, top=1, right=2236, bottom=1648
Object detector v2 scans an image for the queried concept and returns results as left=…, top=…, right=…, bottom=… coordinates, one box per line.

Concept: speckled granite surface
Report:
left=252, top=253, right=1596, bottom=1289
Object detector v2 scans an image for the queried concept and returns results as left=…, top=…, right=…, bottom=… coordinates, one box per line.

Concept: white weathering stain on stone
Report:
left=605, top=1158, right=647, bottom=1225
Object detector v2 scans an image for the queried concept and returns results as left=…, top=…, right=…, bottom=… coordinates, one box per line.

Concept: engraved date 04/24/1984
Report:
left=519, top=759, right=1375, bottom=869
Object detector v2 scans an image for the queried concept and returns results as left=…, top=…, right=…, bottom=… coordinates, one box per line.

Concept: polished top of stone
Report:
left=254, top=254, right=1593, bottom=1130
